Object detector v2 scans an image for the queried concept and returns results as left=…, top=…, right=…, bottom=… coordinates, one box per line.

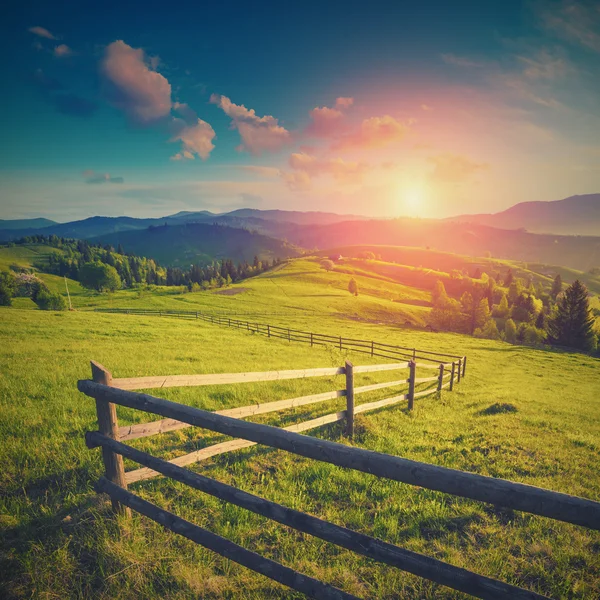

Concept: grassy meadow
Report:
left=1, top=245, right=600, bottom=599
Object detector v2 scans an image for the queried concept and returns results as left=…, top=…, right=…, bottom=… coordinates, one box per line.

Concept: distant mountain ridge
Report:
left=0, top=208, right=366, bottom=242
left=0, top=218, right=57, bottom=230
left=446, top=194, right=600, bottom=236
left=94, top=222, right=301, bottom=266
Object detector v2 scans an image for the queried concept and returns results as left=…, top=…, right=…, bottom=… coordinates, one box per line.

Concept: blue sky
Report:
left=1, top=0, right=599, bottom=221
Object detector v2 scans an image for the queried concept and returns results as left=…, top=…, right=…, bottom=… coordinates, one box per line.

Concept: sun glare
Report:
left=399, top=182, right=426, bottom=217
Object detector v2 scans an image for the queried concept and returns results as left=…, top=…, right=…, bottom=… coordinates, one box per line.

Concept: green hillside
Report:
left=1, top=298, right=599, bottom=599
left=95, top=222, right=302, bottom=266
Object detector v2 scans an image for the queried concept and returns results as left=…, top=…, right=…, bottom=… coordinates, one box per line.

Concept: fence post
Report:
left=310, top=332, right=313, bottom=347
left=339, top=336, right=343, bottom=351
left=462, top=356, right=467, bottom=378
left=437, top=363, right=445, bottom=392
left=449, top=362, right=455, bottom=391
left=195, top=311, right=198, bottom=319
left=408, top=361, right=416, bottom=410
left=457, top=358, right=462, bottom=383
left=90, top=361, right=130, bottom=517
left=288, top=328, right=291, bottom=342
left=267, top=325, right=271, bottom=338
left=345, top=361, right=354, bottom=438
left=413, top=348, right=416, bottom=360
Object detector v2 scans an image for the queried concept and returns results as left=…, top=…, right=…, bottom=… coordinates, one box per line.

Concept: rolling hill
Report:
left=2, top=203, right=600, bottom=271
left=0, top=217, right=57, bottom=230
left=94, top=222, right=302, bottom=266
left=283, top=219, right=600, bottom=272
left=447, top=193, right=600, bottom=236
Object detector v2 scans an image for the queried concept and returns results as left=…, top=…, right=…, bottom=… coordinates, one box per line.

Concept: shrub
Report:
left=474, top=319, right=501, bottom=340
left=348, top=278, right=358, bottom=296
left=504, top=318, right=517, bottom=343
left=34, top=289, right=67, bottom=311
left=14, top=273, right=47, bottom=298
left=79, top=261, right=122, bottom=292
left=523, top=325, right=547, bottom=345
left=320, top=259, right=335, bottom=272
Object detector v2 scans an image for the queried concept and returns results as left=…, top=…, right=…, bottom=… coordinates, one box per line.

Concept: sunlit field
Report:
left=1, top=274, right=599, bottom=598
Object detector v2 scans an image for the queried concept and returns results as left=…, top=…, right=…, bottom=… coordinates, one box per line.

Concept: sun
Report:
left=399, top=182, right=426, bottom=217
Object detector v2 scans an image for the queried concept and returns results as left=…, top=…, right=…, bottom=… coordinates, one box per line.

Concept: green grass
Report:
left=1, top=244, right=600, bottom=598
left=1, top=294, right=599, bottom=599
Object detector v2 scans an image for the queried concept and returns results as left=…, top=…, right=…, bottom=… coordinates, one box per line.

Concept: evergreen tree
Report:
left=504, top=269, right=513, bottom=287
left=547, top=280, right=596, bottom=351
left=473, top=297, right=491, bottom=332
left=432, top=280, right=448, bottom=307
left=493, top=293, right=510, bottom=318
left=551, top=274, right=563, bottom=299
left=348, top=278, right=358, bottom=296
left=535, top=309, right=546, bottom=330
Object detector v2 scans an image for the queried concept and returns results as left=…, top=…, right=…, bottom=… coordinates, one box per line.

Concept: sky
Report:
left=0, top=0, right=599, bottom=222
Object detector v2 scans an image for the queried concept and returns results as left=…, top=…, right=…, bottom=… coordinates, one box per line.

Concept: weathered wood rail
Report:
left=78, top=356, right=600, bottom=599
left=78, top=361, right=600, bottom=599
left=94, top=307, right=466, bottom=367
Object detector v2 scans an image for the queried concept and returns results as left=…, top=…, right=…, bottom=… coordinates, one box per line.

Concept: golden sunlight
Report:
left=398, top=181, right=427, bottom=217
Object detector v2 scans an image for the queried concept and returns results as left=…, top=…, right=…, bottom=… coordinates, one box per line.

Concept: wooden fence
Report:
left=79, top=360, right=600, bottom=600
left=94, top=307, right=466, bottom=368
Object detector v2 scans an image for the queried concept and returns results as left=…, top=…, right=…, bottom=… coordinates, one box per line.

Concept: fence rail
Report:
left=79, top=356, right=599, bottom=599
left=94, top=307, right=466, bottom=368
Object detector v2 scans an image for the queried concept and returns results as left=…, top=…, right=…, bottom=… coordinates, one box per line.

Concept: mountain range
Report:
left=1, top=194, right=599, bottom=270
left=446, top=194, right=600, bottom=236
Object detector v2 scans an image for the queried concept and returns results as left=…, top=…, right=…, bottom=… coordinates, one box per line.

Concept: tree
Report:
left=504, top=269, right=513, bottom=287
left=504, top=318, right=517, bottom=343
left=507, top=280, right=523, bottom=304
left=551, top=274, right=563, bottom=299
left=547, top=280, right=596, bottom=351
left=348, top=278, right=358, bottom=296
left=474, top=319, right=500, bottom=340
left=473, top=297, right=491, bottom=331
left=0, top=271, right=16, bottom=306
left=535, top=309, right=546, bottom=330
left=320, top=259, right=334, bottom=272
left=432, top=280, right=448, bottom=307
left=493, top=293, right=510, bottom=318
left=79, top=261, right=122, bottom=292
left=34, top=289, right=67, bottom=311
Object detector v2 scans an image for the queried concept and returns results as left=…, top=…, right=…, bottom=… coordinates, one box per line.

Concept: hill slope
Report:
left=0, top=218, right=57, bottom=230
left=283, top=219, right=600, bottom=271
left=95, top=222, right=302, bottom=266
left=447, top=194, right=600, bottom=235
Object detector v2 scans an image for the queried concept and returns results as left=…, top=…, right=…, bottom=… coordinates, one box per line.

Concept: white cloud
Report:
left=210, top=94, right=291, bottom=154
left=101, top=40, right=172, bottom=124
left=28, top=26, right=56, bottom=40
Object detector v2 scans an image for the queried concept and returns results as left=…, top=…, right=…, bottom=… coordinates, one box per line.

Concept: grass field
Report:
left=1, top=244, right=600, bottom=598
left=1, top=295, right=600, bottom=599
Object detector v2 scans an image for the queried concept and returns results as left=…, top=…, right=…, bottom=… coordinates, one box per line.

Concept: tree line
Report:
left=4, top=235, right=282, bottom=293
left=429, top=268, right=597, bottom=352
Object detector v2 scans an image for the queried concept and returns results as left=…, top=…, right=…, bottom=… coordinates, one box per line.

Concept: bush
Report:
left=523, top=324, right=547, bottom=345
left=79, top=261, right=121, bottom=292
left=504, top=318, right=517, bottom=343
left=474, top=319, right=501, bottom=340
left=348, top=278, right=358, bottom=296
left=14, top=273, right=47, bottom=298
left=0, top=271, right=17, bottom=306
left=34, top=289, right=67, bottom=311
left=320, top=259, right=335, bottom=272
